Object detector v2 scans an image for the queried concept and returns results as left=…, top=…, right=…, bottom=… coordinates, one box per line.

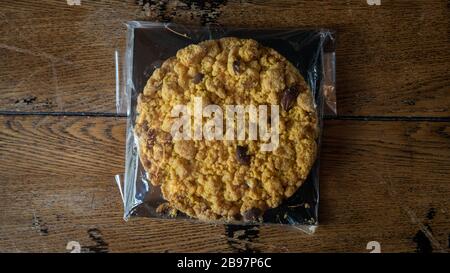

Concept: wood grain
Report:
left=0, top=115, right=448, bottom=252
left=0, top=0, right=449, bottom=116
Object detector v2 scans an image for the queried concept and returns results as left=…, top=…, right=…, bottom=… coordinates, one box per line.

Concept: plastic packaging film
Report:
left=115, top=22, right=336, bottom=234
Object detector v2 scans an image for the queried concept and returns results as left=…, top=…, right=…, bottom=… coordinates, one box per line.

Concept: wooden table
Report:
left=0, top=0, right=449, bottom=253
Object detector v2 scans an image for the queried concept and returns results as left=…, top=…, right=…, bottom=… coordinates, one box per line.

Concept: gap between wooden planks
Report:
left=0, top=115, right=448, bottom=252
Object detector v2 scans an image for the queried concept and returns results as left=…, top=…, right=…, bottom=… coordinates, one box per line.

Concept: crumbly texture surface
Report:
left=135, top=37, right=319, bottom=221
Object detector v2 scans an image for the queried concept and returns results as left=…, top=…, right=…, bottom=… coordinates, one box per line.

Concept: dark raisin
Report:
left=192, top=73, right=204, bottom=84
left=236, top=145, right=251, bottom=165
left=281, top=85, right=300, bottom=111
left=232, top=60, right=240, bottom=74
left=233, top=214, right=242, bottom=221
left=142, top=158, right=152, bottom=169
left=146, top=129, right=157, bottom=148
left=141, top=120, right=149, bottom=132
left=243, top=208, right=262, bottom=222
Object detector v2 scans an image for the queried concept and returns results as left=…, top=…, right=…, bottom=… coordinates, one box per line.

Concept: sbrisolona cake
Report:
left=135, top=37, right=319, bottom=222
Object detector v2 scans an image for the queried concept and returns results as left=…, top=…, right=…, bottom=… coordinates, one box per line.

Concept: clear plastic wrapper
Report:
left=116, top=21, right=336, bottom=234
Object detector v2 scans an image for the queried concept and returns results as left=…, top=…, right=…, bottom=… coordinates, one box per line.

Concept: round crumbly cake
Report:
left=135, top=37, right=319, bottom=222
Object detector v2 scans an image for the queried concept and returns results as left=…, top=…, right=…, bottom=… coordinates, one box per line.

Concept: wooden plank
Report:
left=0, top=115, right=448, bottom=252
left=0, top=0, right=449, bottom=116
